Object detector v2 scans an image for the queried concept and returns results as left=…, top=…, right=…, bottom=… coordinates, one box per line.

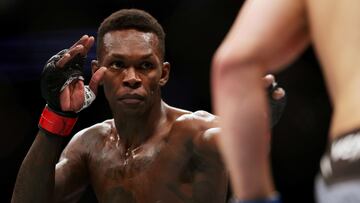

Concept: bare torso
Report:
left=57, top=106, right=228, bottom=203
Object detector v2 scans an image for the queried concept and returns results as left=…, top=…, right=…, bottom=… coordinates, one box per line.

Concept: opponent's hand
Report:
left=263, top=74, right=285, bottom=100
left=263, top=74, right=286, bottom=127
left=41, top=35, right=105, bottom=115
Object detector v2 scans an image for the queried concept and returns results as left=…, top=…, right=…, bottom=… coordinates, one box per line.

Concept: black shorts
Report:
left=316, top=130, right=360, bottom=203
left=319, top=130, right=360, bottom=185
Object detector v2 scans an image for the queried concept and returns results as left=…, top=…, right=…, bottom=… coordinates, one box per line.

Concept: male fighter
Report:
left=212, top=0, right=360, bottom=202
left=12, top=9, right=285, bottom=203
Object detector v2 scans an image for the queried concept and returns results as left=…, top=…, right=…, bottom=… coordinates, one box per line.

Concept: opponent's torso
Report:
left=86, top=117, right=228, bottom=203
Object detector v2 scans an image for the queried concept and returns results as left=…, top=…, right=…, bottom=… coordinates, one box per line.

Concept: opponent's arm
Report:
left=195, top=74, right=286, bottom=154
left=191, top=75, right=285, bottom=202
left=212, top=0, right=307, bottom=201
left=11, top=35, right=105, bottom=203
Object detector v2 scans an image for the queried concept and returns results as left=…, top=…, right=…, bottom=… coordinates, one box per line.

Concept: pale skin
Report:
left=212, top=0, right=360, bottom=200
left=12, top=29, right=284, bottom=202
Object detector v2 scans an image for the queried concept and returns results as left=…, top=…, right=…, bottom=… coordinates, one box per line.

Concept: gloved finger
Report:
left=83, top=36, right=95, bottom=54
left=263, top=74, right=275, bottom=88
left=60, top=80, right=84, bottom=111
left=70, top=35, right=90, bottom=49
left=71, top=80, right=85, bottom=111
left=56, top=45, right=85, bottom=68
left=272, top=87, right=285, bottom=100
left=89, top=66, right=106, bottom=95
left=56, top=35, right=92, bottom=68
left=70, top=35, right=94, bottom=57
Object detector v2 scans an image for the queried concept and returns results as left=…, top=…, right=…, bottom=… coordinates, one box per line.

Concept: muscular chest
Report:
left=88, top=137, right=199, bottom=202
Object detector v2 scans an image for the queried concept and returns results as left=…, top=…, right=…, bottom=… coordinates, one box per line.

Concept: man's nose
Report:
left=123, top=67, right=141, bottom=88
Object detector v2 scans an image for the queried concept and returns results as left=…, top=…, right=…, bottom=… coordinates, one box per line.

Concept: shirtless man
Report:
left=212, top=0, right=360, bottom=202
left=11, top=9, right=284, bottom=203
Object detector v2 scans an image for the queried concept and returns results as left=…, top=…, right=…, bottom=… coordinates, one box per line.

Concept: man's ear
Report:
left=91, top=60, right=100, bottom=75
left=159, top=62, right=170, bottom=86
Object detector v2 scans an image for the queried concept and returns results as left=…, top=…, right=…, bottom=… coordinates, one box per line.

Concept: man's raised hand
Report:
left=39, top=35, right=105, bottom=136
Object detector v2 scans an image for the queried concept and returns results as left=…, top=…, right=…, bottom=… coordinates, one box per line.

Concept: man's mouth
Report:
left=118, top=94, right=145, bottom=105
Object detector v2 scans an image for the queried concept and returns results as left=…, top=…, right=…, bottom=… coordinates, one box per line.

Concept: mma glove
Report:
left=38, top=49, right=95, bottom=136
left=267, top=81, right=286, bottom=128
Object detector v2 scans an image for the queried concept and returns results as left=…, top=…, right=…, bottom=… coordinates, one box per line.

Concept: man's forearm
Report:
left=12, top=131, right=63, bottom=203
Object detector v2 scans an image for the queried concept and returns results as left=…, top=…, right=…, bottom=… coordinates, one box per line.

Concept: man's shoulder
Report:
left=164, top=101, right=218, bottom=124
left=66, top=119, right=115, bottom=149
left=166, top=108, right=219, bottom=140
left=75, top=119, right=114, bottom=137
left=169, top=109, right=221, bottom=155
left=175, top=110, right=218, bottom=127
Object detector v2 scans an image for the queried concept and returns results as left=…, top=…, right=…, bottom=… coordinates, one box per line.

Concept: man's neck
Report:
left=114, top=99, right=166, bottom=150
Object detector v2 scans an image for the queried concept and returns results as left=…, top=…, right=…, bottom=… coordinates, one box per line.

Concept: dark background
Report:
left=0, top=0, right=331, bottom=202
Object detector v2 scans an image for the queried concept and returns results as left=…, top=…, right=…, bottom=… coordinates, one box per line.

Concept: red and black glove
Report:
left=38, top=49, right=94, bottom=136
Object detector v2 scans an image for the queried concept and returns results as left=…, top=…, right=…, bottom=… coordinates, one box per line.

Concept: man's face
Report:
left=98, top=29, right=169, bottom=116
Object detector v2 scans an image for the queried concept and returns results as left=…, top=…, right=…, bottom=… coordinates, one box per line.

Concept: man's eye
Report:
left=140, top=62, right=154, bottom=70
left=110, top=61, right=125, bottom=69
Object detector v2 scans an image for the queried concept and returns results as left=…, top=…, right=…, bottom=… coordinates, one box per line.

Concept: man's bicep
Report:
left=54, top=135, right=90, bottom=202
left=193, top=128, right=229, bottom=202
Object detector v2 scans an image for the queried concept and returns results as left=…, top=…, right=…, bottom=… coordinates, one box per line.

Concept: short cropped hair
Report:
left=97, top=9, right=166, bottom=60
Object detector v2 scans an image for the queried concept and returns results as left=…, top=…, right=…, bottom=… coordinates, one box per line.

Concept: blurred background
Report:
left=0, top=0, right=331, bottom=202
